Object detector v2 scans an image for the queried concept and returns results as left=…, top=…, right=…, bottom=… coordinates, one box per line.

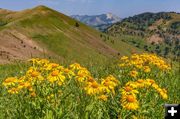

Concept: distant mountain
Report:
left=107, top=12, right=180, bottom=60
left=71, top=13, right=121, bottom=31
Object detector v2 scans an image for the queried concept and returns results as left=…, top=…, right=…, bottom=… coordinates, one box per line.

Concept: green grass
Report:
left=0, top=56, right=179, bottom=119
left=0, top=6, right=179, bottom=118
left=0, top=6, right=142, bottom=66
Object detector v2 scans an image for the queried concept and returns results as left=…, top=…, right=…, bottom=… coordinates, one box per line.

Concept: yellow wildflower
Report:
left=84, top=81, right=101, bottom=95
left=120, top=56, right=128, bottom=60
left=3, top=77, right=18, bottom=87
left=51, top=70, right=59, bottom=76
left=47, top=70, right=66, bottom=85
left=30, top=91, right=36, bottom=97
left=129, top=70, right=138, bottom=78
left=8, top=88, right=19, bottom=94
left=69, top=63, right=81, bottom=70
left=121, top=94, right=139, bottom=110
left=31, top=71, right=40, bottom=77
left=101, top=75, right=119, bottom=94
left=143, top=66, right=151, bottom=73
left=98, top=95, right=108, bottom=101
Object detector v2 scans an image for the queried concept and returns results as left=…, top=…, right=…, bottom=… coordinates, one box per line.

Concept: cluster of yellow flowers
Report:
left=69, top=63, right=120, bottom=101
left=3, top=58, right=74, bottom=98
left=120, top=79, right=168, bottom=110
left=119, top=53, right=171, bottom=78
left=84, top=75, right=119, bottom=101
left=2, top=58, right=119, bottom=101
left=2, top=54, right=169, bottom=111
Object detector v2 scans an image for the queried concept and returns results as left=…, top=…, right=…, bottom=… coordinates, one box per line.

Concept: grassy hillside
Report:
left=0, top=7, right=179, bottom=118
left=107, top=12, right=180, bottom=60
left=0, top=6, right=141, bottom=65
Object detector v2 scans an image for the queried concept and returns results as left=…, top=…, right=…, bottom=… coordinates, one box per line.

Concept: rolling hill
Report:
left=107, top=12, right=180, bottom=60
left=0, top=6, right=140, bottom=64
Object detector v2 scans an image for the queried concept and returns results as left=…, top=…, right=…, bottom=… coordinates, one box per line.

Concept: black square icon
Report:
left=165, top=104, right=180, bottom=119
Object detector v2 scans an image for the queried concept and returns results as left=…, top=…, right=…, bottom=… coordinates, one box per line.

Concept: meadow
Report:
left=0, top=53, right=179, bottom=119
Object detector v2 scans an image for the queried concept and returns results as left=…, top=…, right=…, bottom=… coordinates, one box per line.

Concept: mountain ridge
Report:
left=0, top=6, right=140, bottom=64
left=107, top=12, right=180, bottom=60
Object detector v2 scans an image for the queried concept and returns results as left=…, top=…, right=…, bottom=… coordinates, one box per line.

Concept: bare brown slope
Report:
left=0, top=29, right=50, bottom=64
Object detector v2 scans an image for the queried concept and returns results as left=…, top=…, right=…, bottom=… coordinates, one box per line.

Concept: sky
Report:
left=0, top=0, right=180, bottom=18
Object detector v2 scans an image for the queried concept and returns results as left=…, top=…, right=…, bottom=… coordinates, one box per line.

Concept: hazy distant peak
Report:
left=71, top=13, right=121, bottom=31
left=106, top=13, right=114, bottom=19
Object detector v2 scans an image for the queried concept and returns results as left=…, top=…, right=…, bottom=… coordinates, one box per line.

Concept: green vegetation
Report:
left=171, top=21, right=180, bottom=30
left=0, top=6, right=179, bottom=119
left=0, top=54, right=179, bottom=118
left=107, top=12, right=180, bottom=61
left=0, top=5, right=142, bottom=65
left=0, top=21, right=6, bottom=26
